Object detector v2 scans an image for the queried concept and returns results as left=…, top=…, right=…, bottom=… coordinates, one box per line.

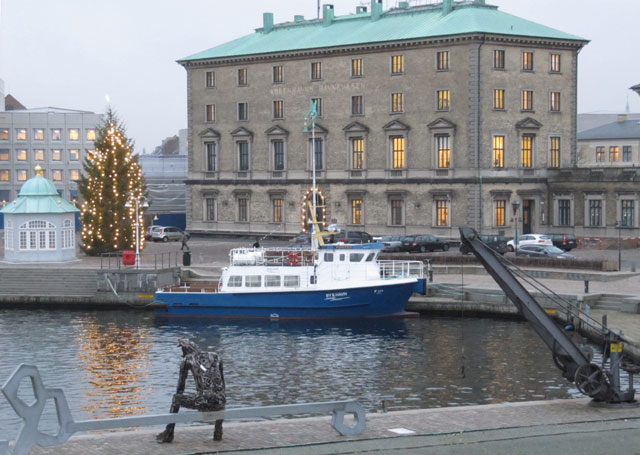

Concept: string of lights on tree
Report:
left=78, top=108, right=146, bottom=255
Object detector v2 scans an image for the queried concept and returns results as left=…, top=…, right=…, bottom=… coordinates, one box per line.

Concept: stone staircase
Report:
left=0, top=268, right=98, bottom=297
left=588, top=293, right=640, bottom=313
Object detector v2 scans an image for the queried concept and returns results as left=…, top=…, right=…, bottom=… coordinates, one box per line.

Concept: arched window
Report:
left=62, top=219, right=74, bottom=249
left=19, top=220, right=56, bottom=250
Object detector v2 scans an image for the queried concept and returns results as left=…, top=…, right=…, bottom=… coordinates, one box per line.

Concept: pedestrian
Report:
left=181, top=231, right=191, bottom=251
left=253, top=238, right=260, bottom=248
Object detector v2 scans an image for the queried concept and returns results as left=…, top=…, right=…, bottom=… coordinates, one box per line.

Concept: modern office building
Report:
left=178, top=0, right=637, bottom=239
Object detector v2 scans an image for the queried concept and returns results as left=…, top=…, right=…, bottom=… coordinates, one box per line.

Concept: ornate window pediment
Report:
left=515, top=117, right=543, bottom=130
left=198, top=128, right=221, bottom=138
left=305, top=122, right=329, bottom=134
left=427, top=118, right=456, bottom=132
left=265, top=125, right=289, bottom=136
left=383, top=120, right=410, bottom=131
left=343, top=121, right=369, bottom=134
left=230, top=127, right=254, bottom=138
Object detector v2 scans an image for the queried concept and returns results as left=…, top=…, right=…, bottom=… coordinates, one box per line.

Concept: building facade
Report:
left=179, top=0, right=628, bottom=239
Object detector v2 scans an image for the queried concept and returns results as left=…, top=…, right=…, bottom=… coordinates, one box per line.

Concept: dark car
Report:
left=545, top=233, right=578, bottom=251
left=327, top=230, right=373, bottom=244
left=460, top=234, right=507, bottom=255
left=401, top=235, right=450, bottom=253
left=515, top=245, right=576, bottom=259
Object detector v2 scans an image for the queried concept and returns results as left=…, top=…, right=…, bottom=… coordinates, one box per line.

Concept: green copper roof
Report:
left=180, top=3, right=586, bottom=63
left=1, top=175, right=79, bottom=214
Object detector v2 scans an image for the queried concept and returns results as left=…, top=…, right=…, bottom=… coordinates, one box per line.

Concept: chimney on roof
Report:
left=371, top=0, right=383, bottom=21
left=443, top=0, right=453, bottom=14
left=294, top=15, right=305, bottom=22
left=356, top=6, right=367, bottom=13
left=263, top=12, right=274, bottom=33
left=323, top=4, right=334, bottom=26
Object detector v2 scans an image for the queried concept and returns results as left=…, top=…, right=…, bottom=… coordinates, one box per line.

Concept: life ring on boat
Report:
left=286, top=252, right=300, bottom=266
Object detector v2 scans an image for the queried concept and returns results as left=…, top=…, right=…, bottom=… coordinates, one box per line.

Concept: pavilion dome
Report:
left=18, top=174, right=60, bottom=197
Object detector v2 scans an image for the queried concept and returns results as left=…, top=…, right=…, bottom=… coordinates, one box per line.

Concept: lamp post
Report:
left=617, top=219, right=623, bottom=271
left=125, top=198, right=149, bottom=269
left=512, top=200, right=520, bottom=255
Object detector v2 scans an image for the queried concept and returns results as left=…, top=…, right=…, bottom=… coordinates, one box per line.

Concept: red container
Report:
left=122, top=250, right=135, bottom=266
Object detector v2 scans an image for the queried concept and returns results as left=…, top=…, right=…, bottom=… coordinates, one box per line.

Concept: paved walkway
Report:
left=29, top=398, right=640, bottom=454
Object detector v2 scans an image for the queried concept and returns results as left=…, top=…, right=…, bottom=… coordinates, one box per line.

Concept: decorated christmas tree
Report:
left=78, top=108, right=146, bottom=255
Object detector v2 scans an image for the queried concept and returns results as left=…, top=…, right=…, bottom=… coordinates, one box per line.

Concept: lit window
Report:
left=16, top=149, right=27, bottom=161
left=69, top=149, right=80, bottom=161
left=351, top=95, right=363, bottom=115
left=351, top=58, right=362, bottom=77
left=391, top=136, right=405, bottom=169
left=238, top=102, right=248, bottom=121
left=70, top=170, right=80, bottom=180
left=609, top=146, right=619, bottom=162
left=596, top=146, right=605, bottom=162
left=0, top=149, right=8, bottom=161
left=436, top=51, right=449, bottom=70
left=437, top=90, right=450, bottom=111
left=51, top=129, right=61, bottom=141
left=522, top=51, right=534, bottom=71
left=0, top=170, right=8, bottom=181
left=238, top=68, right=248, bottom=86
left=493, top=89, right=505, bottom=110
left=550, top=92, right=561, bottom=112
left=495, top=200, right=506, bottom=226
left=351, top=137, right=364, bottom=169
left=494, top=50, right=505, bottom=69
left=493, top=136, right=504, bottom=168
left=86, top=129, right=96, bottom=141
left=391, top=92, right=403, bottom=113
left=351, top=199, right=363, bottom=224
left=34, top=129, right=44, bottom=141
left=390, top=199, right=403, bottom=226
left=206, top=104, right=215, bottom=122
left=521, top=134, right=534, bottom=168
left=0, top=129, right=8, bottom=140
left=52, top=170, right=63, bottom=181
left=273, top=100, right=284, bottom=119
left=206, top=142, right=217, bottom=171
left=391, top=55, right=404, bottom=74
left=436, top=134, right=450, bottom=168
left=237, top=141, right=249, bottom=171
left=522, top=90, right=533, bottom=111
left=52, top=149, right=62, bottom=161
left=311, top=98, right=322, bottom=117
left=68, top=129, right=79, bottom=141
left=311, top=62, right=322, bottom=81
left=549, top=137, right=560, bottom=168
left=550, top=54, right=561, bottom=73
left=206, top=71, right=216, bottom=88
left=272, top=140, right=285, bottom=171
left=205, top=198, right=216, bottom=221
left=436, top=200, right=449, bottom=226
left=16, top=129, right=27, bottom=141
left=34, top=149, right=45, bottom=161
left=17, top=170, right=27, bottom=181
left=273, top=65, right=283, bottom=84
left=272, top=198, right=283, bottom=223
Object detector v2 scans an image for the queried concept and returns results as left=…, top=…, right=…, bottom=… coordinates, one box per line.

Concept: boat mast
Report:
left=305, top=101, right=319, bottom=246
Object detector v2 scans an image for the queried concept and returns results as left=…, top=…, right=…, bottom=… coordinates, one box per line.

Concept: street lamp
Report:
left=125, top=198, right=149, bottom=269
left=617, top=219, right=625, bottom=271
left=512, top=200, right=520, bottom=255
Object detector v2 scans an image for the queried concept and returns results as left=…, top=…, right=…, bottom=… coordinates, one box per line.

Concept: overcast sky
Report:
left=1, top=0, right=639, bottom=154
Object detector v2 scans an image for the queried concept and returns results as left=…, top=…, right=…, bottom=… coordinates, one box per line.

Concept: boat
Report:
left=154, top=241, right=425, bottom=319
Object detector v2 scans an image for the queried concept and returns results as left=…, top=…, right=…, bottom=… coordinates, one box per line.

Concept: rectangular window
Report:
left=437, top=90, right=450, bottom=111
left=238, top=198, right=248, bottom=222
left=0, top=129, right=8, bottom=140
left=238, top=141, right=249, bottom=171
left=273, top=65, right=283, bottom=84
left=522, top=51, right=534, bottom=71
left=69, top=169, right=80, bottom=181
left=351, top=137, right=364, bottom=169
left=495, top=200, right=506, bottom=226
left=33, top=129, right=44, bottom=141
left=0, top=170, right=9, bottom=181
left=351, top=95, right=363, bottom=115
left=550, top=136, right=560, bottom=168
left=272, top=199, right=283, bottom=223
left=51, top=129, right=61, bottom=141
left=436, top=51, right=449, bottom=70
left=558, top=199, right=571, bottom=226
left=68, top=128, right=79, bottom=141
left=596, top=146, right=605, bottom=162
left=550, top=54, right=561, bottom=73
left=206, top=71, right=216, bottom=88
left=17, top=170, right=27, bottom=181
left=238, top=68, right=248, bottom=86
left=238, top=102, right=248, bottom=121
left=311, top=62, right=322, bottom=80
left=272, top=140, right=284, bottom=170
left=391, top=92, right=403, bottom=113
left=521, top=134, right=534, bottom=168
left=206, top=142, right=217, bottom=171
left=0, top=149, right=8, bottom=161
left=494, top=50, right=505, bottom=69
left=265, top=275, right=281, bottom=287
left=16, top=129, right=27, bottom=141
left=522, top=90, right=533, bottom=111
left=206, top=104, right=216, bottom=122
left=493, top=136, right=504, bottom=168
left=391, top=136, right=405, bottom=169
left=205, top=198, right=215, bottom=221
left=621, top=200, right=635, bottom=227
left=52, top=149, right=61, bottom=161
left=16, top=149, right=27, bottom=161
left=391, top=55, right=404, bottom=74
left=589, top=200, right=602, bottom=226
left=69, top=149, right=80, bottom=161
left=351, top=199, right=363, bottom=225
left=436, top=134, right=450, bottom=168
left=623, top=146, right=632, bottom=162
left=609, top=146, right=620, bottom=162
left=351, top=58, right=362, bottom=77
left=284, top=276, right=300, bottom=288
left=310, top=138, right=323, bottom=170
left=550, top=91, right=561, bottom=112
left=436, top=200, right=449, bottom=227
left=52, top=170, right=63, bottom=181
left=273, top=100, right=284, bottom=119
left=86, top=129, right=96, bottom=141
left=227, top=276, right=242, bottom=287
left=493, top=89, right=505, bottom=110
left=391, top=200, right=403, bottom=226
left=311, top=98, right=322, bottom=117
left=34, top=149, right=45, bottom=161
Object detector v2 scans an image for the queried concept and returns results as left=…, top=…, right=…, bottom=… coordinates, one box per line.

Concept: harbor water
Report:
left=0, top=308, right=590, bottom=440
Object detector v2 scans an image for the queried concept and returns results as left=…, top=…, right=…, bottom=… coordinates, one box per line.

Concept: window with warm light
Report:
left=0, top=129, right=8, bottom=140
left=69, top=149, right=80, bottom=161
left=206, top=104, right=215, bottom=122
left=436, top=200, right=449, bottom=226
left=352, top=137, right=364, bottom=169
left=436, top=51, right=449, bottom=71
left=16, top=129, right=27, bottom=141
left=522, top=90, right=533, bottom=111
left=391, top=93, right=403, bottom=113
left=391, top=136, right=405, bottom=169
left=16, top=149, right=27, bottom=161
left=0, top=170, right=9, bottom=181
left=206, top=71, right=216, bottom=88
left=70, top=169, right=80, bottom=181
left=549, top=137, right=560, bottom=168
left=609, top=146, right=620, bottom=162
left=52, top=170, right=63, bottom=181
left=522, top=52, right=534, bottom=71
left=391, top=55, right=404, bottom=74
left=238, top=68, right=248, bottom=86
left=596, top=146, right=605, bottom=162
left=272, top=198, right=283, bottom=223
left=51, top=129, right=61, bottom=141
left=52, top=149, right=62, bottom=161
left=495, top=200, right=506, bottom=226
left=550, top=92, right=561, bottom=112
left=493, top=89, right=505, bottom=110
left=351, top=58, right=362, bottom=77
left=273, top=65, right=283, bottom=84
left=521, top=135, right=534, bottom=168
left=311, top=62, right=322, bottom=81
left=436, top=135, right=450, bottom=168
left=550, top=54, right=561, bottom=73
left=17, top=170, right=27, bottom=181
left=34, top=149, right=45, bottom=161
left=34, top=129, right=44, bottom=141
left=493, top=136, right=504, bottom=168
left=68, top=129, right=79, bottom=141
left=0, top=149, right=8, bottom=161
left=494, top=50, right=505, bottom=69
left=86, top=129, right=96, bottom=141
left=437, top=90, right=450, bottom=111
left=351, top=199, right=363, bottom=224
left=273, top=100, right=284, bottom=119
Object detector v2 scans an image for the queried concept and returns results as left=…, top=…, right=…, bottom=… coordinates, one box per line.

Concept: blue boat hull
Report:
left=154, top=281, right=417, bottom=319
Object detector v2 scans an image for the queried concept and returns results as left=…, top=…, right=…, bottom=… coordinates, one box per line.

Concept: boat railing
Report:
left=378, top=260, right=424, bottom=279
left=230, top=247, right=316, bottom=267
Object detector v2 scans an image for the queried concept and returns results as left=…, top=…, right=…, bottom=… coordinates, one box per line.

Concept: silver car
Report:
left=151, top=226, right=184, bottom=242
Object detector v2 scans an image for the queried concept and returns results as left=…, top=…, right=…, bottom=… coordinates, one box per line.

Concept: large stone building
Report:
left=178, top=0, right=637, bottom=240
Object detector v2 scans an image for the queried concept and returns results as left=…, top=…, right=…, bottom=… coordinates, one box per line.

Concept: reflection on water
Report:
left=0, top=309, right=590, bottom=440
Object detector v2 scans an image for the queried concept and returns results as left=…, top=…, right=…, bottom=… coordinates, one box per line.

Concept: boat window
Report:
left=339, top=254, right=346, bottom=261
left=310, top=275, right=317, bottom=284
left=245, top=275, right=262, bottom=287
left=227, top=276, right=242, bottom=287
left=349, top=253, right=364, bottom=262
left=324, top=252, right=334, bottom=262
left=366, top=252, right=376, bottom=262
left=265, top=275, right=281, bottom=287
left=284, top=275, right=299, bottom=287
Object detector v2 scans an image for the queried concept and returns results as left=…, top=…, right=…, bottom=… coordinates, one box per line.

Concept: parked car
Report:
left=151, top=226, right=184, bottom=242
left=506, top=234, right=552, bottom=252
left=326, top=230, right=373, bottom=244
left=515, top=245, right=576, bottom=259
left=380, top=235, right=405, bottom=252
left=545, top=233, right=578, bottom=251
left=401, top=235, right=450, bottom=253
left=460, top=234, right=507, bottom=255
left=145, top=225, right=163, bottom=240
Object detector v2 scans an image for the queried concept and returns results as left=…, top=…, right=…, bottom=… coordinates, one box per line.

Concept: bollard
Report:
left=584, top=280, right=589, bottom=294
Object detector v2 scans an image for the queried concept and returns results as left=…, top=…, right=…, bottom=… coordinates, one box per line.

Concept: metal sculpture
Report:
left=156, top=339, right=226, bottom=443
